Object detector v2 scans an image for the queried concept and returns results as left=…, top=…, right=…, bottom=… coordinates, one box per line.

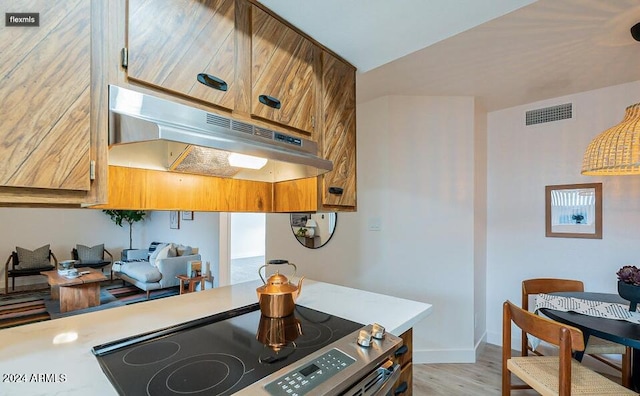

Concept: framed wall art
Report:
left=182, top=211, right=194, bottom=220
left=290, top=213, right=310, bottom=227
left=169, top=211, right=180, bottom=229
left=545, top=183, right=602, bottom=239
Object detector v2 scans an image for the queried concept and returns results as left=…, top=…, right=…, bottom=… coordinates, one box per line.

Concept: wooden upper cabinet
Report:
left=251, top=5, right=318, bottom=135
left=0, top=0, right=91, bottom=191
left=127, top=0, right=236, bottom=111
left=321, top=52, right=357, bottom=208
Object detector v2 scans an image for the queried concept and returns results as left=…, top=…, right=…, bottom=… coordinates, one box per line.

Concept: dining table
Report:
left=539, top=291, right=640, bottom=390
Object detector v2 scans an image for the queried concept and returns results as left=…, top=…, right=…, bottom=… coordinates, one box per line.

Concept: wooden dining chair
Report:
left=522, top=278, right=632, bottom=388
left=502, top=300, right=636, bottom=395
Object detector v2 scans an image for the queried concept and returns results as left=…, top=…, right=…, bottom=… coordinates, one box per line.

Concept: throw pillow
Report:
left=151, top=244, right=173, bottom=267
left=176, top=245, right=193, bottom=256
left=16, top=244, right=51, bottom=269
left=168, top=244, right=178, bottom=258
left=76, top=244, right=104, bottom=264
left=148, top=243, right=168, bottom=267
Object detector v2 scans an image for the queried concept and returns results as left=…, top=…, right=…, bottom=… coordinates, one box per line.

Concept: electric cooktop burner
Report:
left=93, top=304, right=363, bottom=395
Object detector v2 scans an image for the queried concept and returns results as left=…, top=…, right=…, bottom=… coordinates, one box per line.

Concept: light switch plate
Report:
left=368, top=217, right=381, bottom=231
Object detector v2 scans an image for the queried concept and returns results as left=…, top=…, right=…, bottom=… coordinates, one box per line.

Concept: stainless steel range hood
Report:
left=108, top=85, right=332, bottom=183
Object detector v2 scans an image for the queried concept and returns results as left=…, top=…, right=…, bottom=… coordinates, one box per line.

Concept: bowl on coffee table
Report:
left=59, top=260, right=77, bottom=270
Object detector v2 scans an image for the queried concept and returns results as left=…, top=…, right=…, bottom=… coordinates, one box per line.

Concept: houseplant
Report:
left=616, top=265, right=640, bottom=311
left=103, top=210, right=147, bottom=249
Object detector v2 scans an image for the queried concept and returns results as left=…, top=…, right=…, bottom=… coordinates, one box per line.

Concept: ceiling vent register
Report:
left=525, top=103, right=572, bottom=126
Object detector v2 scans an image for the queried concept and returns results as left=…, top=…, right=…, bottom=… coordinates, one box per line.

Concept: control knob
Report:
left=357, top=329, right=372, bottom=347
left=371, top=323, right=385, bottom=339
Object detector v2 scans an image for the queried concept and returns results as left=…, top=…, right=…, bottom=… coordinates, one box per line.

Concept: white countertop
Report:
left=0, top=279, right=432, bottom=395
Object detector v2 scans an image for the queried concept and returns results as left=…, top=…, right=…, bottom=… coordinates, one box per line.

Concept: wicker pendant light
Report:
left=581, top=22, right=640, bottom=175
left=581, top=103, right=640, bottom=175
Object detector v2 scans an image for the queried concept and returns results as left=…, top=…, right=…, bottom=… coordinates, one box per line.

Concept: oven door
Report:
left=341, top=359, right=401, bottom=396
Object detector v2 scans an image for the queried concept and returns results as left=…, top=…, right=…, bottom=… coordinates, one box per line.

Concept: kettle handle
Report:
left=258, top=264, right=267, bottom=284
left=258, top=260, right=297, bottom=283
left=268, top=259, right=290, bottom=265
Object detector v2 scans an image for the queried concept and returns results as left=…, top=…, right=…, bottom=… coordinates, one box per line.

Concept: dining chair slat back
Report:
left=521, top=278, right=584, bottom=356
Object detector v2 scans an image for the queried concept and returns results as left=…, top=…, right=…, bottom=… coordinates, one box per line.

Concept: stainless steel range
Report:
left=92, top=303, right=403, bottom=395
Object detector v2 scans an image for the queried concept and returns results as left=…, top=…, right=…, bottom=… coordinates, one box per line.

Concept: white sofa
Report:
left=113, top=242, right=201, bottom=298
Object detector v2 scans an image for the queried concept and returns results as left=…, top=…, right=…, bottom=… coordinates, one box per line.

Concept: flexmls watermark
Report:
left=5, top=13, right=39, bottom=27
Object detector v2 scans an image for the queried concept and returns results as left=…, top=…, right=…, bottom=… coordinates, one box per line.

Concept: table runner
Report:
left=534, top=293, right=640, bottom=324
left=528, top=293, right=640, bottom=351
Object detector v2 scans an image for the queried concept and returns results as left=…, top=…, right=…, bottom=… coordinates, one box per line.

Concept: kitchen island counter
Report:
left=0, top=279, right=432, bottom=395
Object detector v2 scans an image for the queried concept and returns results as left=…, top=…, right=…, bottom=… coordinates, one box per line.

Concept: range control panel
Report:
left=248, top=323, right=403, bottom=396
left=264, top=349, right=355, bottom=396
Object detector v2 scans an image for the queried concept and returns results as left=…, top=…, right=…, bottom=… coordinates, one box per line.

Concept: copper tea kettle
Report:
left=256, top=259, right=304, bottom=318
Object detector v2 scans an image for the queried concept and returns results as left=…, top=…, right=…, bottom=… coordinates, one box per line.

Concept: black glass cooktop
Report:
left=92, top=304, right=363, bottom=395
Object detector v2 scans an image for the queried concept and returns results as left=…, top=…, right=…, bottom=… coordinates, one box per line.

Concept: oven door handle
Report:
left=343, top=359, right=402, bottom=396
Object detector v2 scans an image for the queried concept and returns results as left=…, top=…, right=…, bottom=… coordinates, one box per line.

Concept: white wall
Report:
left=0, top=209, right=220, bottom=290
left=267, top=95, right=484, bottom=363
left=486, top=80, right=640, bottom=348
left=473, top=100, right=488, bottom=347
left=267, top=82, right=640, bottom=361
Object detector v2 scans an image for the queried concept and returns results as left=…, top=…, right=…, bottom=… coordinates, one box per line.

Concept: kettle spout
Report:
left=294, top=277, right=304, bottom=300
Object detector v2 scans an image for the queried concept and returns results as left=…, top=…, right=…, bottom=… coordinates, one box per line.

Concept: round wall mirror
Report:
left=290, top=212, right=337, bottom=249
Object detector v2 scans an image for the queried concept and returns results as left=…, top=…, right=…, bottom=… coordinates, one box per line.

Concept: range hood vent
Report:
left=108, top=85, right=332, bottom=183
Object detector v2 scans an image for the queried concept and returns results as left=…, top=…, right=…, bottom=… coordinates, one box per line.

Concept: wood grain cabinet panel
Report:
left=393, top=328, right=413, bottom=395
left=0, top=0, right=91, bottom=191
left=97, top=0, right=358, bottom=212
left=272, top=177, right=318, bottom=213
left=393, top=363, right=413, bottom=395
left=321, top=52, right=357, bottom=208
left=98, top=166, right=273, bottom=212
left=127, top=0, right=236, bottom=111
left=251, top=5, right=318, bottom=134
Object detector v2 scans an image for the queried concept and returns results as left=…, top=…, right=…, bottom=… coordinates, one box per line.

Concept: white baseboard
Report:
left=487, top=329, right=502, bottom=346
left=413, top=334, right=486, bottom=364
left=414, top=333, right=488, bottom=364
left=414, top=348, right=477, bottom=363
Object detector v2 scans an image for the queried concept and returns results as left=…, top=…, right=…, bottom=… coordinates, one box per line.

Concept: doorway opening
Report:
left=230, top=213, right=265, bottom=284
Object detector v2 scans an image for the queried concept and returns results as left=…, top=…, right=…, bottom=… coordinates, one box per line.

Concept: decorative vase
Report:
left=617, top=281, right=640, bottom=311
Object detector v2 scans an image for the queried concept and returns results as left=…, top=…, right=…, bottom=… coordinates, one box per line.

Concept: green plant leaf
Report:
left=103, top=210, right=147, bottom=249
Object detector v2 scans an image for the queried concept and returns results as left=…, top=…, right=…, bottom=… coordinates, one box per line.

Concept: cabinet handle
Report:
left=259, top=94, right=281, bottom=109
left=394, top=382, right=408, bottom=395
left=328, top=187, right=344, bottom=195
left=197, top=73, right=228, bottom=92
left=394, top=345, right=408, bottom=357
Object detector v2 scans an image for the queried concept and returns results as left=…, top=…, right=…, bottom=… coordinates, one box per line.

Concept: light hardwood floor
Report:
left=413, top=343, right=623, bottom=395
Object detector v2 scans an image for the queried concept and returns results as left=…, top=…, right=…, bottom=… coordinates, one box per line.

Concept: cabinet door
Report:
left=321, top=52, right=356, bottom=208
left=392, top=363, right=413, bottom=395
left=127, top=0, right=236, bottom=111
left=0, top=0, right=91, bottom=191
left=251, top=5, right=318, bottom=134
left=392, top=328, right=413, bottom=395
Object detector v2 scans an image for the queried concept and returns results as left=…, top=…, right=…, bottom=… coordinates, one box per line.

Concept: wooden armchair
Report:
left=4, top=248, right=57, bottom=294
left=522, top=278, right=631, bottom=387
left=71, top=244, right=114, bottom=280
left=502, top=300, right=635, bottom=395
